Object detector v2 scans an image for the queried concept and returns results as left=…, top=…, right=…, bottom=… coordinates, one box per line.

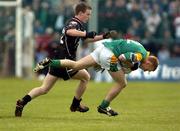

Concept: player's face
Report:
left=140, top=60, right=154, bottom=72
left=80, top=9, right=92, bottom=23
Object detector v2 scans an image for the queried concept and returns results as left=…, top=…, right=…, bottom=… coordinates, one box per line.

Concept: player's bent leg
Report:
left=61, top=55, right=97, bottom=70
left=28, top=74, right=58, bottom=98
left=34, top=55, right=96, bottom=72
left=70, top=69, right=90, bottom=112
left=15, top=74, right=58, bottom=117
left=97, top=70, right=127, bottom=116
left=33, top=58, right=52, bottom=72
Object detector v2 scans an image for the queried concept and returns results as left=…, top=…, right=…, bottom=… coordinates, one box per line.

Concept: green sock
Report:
left=50, top=60, right=61, bottom=68
left=99, top=99, right=110, bottom=109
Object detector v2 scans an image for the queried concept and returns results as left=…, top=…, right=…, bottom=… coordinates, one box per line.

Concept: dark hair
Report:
left=74, top=2, right=92, bottom=15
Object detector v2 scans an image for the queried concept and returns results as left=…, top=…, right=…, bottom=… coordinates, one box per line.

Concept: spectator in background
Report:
left=54, top=4, right=65, bottom=33
left=140, top=1, right=151, bottom=20
left=160, top=0, right=169, bottom=13
left=63, top=0, right=74, bottom=23
left=174, top=13, right=180, bottom=43
left=172, top=44, right=180, bottom=57
left=157, top=44, right=170, bottom=61
left=126, top=18, right=145, bottom=41
left=146, top=3, right=161, bottom=36
left=38, top=1, right=50, bottom=29
left=128, top=0, right=144, bottom=22
left=114, top=0, right=129, bottom=33
left=35, top=27, right=54, bottom=63
left=168, top=0, right=178, bottom=16
left=168, top=0, right=179, bottom=40
left=34, top=20, right=44, bottom=35
left=158, top=12, right=171, bottom=36
left=35, top=31, right=61, bottom=80
left=98, top=0, right=115, bottom=32
left=32, top=0, right=41, bottom=19
left=162, top=30, right=174, bottom=46
left=141, top=29, right=158, bottom=55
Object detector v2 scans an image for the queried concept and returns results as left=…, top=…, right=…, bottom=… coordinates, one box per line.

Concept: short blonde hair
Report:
left=148, top=56, right=159, bottom=71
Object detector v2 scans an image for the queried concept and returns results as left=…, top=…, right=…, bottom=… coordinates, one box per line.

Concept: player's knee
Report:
left=117, top=80, right=127, bottom=89
left=85, top=73, right=91, bottom=81
left=121, top=78, right=127, bottom=88
left=122, top=81, right=127, bottom=88
left=73, top=61, right=84, bottom=71
left=72, top=62, right=79, bottom=70
left=81, top=72, right=90, bottom=83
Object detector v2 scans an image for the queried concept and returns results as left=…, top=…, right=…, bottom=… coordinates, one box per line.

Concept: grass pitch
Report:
left=0, top=78, right=180, bottom=131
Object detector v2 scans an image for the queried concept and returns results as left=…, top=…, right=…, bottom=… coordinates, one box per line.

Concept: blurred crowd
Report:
left=98, top=0, right=180, bottom=59
left=0, top=0, right=180, bottom=76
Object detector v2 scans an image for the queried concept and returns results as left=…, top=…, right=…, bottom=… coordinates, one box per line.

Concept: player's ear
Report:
left=78, top=11, right=83, bottom=16
left=139, top=60, right=146, bottom=69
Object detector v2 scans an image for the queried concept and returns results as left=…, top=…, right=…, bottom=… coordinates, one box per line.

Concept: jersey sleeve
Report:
left=63, top=21, right=79, bottom=34
left=122, top=52, right=143, bottom=62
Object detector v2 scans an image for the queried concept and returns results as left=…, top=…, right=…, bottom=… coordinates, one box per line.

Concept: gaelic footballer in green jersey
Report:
left=34, top=39, right=159, bottom=73
left=33, top=39, right=159, bottom=116
left=103, top=39, right=158, bottom=72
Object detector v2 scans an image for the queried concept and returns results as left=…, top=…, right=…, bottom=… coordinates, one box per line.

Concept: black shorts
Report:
left=48, top=44, right=78, bottom=80
left=49, top=67, right=78, bottom=80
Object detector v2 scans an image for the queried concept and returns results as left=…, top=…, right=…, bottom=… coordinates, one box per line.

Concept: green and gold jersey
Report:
left=103, top=39, right=150, bottom=62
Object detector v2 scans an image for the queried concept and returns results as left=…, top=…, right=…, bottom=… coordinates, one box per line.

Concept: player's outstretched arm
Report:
left=66, top=29, right=97, bottom=38
left=84, top=30, right=118, bottom=43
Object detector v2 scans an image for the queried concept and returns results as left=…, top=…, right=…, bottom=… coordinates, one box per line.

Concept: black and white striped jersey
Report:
left=60, top=17, right=86, bottom=60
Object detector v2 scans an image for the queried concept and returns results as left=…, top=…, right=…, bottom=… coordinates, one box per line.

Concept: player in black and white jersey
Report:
left=15, top=2, right=116, bottom=117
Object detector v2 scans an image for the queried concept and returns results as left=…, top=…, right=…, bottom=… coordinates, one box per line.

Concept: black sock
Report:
left=71, top=96, right=81, bottom=107
left=22, top=95, right=32, bottom=106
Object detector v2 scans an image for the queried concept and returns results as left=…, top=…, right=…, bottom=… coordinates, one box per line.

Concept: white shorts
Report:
left=90, top=45, right=121, bottom=72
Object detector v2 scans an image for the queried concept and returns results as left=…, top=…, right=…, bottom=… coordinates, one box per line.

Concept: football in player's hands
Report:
left=121, top=67, right=132, bottom=74
left=121, top=61, right=134, bottom=68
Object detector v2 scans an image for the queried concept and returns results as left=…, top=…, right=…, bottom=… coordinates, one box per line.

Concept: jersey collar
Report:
left=72, top=17, right=83, bottom=26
